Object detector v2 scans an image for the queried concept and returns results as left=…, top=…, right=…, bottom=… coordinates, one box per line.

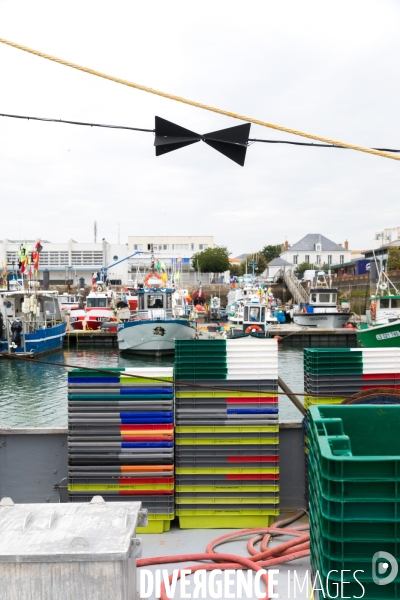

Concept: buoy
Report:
left=195, top=304, right=203, bottom=312
left=245, top=325, right=262, bottom=333
left=344, top=323, right=355, bottom=329
left=274, top=335, right=284, bottom=342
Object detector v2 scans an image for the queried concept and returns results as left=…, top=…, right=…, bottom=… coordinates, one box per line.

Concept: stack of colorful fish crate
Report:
left=303, top=347, right=400, bottom=503
left=68, top=367, right=174, bottom=533
left=309, top=404, right=400, bottom=598
left=174, top=338, right=279, bottom=529
left=304, top=348, right=400, bottom=410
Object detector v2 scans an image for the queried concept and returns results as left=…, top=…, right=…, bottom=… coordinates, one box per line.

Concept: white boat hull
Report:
left=117, top=319, right=196, bottom=353
left=293, top=312, right=351, bottom=328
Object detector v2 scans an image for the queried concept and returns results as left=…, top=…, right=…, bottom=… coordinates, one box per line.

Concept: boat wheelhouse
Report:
left=293, top=288, right=351, bottom=328
left=356, top=264, right=400, bottom=348
left=357, top=294, right=400, bottom=348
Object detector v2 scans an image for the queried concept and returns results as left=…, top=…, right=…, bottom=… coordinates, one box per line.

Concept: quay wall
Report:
left=0, top=423, right=305, bottom=510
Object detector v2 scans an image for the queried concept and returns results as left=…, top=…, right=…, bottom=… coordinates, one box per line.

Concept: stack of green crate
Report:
left=309, top=404, right=400, bottom=598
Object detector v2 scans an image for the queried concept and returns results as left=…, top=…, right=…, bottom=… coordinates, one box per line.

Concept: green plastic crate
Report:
left=308, top=405, right=400, bottom=481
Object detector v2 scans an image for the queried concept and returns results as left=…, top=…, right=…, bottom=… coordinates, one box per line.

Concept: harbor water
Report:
left=0, top=346, right=304, bottom=427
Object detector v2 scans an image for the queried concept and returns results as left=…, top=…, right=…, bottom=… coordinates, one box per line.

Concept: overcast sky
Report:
left=0, top=0, right=399, bottom=256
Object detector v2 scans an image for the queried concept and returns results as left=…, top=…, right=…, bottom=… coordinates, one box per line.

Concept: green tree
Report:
left=191, top=246, right=231, bottom=273
left=229, top=264, right=241, bottom=277
left=260, top=244, right=281, bottom=264
left=296, top=262, right=313, bottom=274
left=240, top=252, right=267, bottom=276
left=388, top=246, right=400, bottom=270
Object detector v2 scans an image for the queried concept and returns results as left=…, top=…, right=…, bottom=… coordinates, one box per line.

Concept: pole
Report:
left=278, top=375, right=306, bottom=417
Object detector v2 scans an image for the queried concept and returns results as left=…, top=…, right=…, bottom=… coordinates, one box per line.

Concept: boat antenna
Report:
left=150, top=244, right=155, bottom=273
left=372, top=248, right=400, bottom=295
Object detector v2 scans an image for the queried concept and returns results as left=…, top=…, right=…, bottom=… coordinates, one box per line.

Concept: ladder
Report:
left=283, top=269, right=310, bottom=304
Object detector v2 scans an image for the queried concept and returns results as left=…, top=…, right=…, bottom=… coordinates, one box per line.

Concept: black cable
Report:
left=1, top=112, right=399, bottom=152
left=248, top=137, right=400, bottom=153
left=0, top=112, right=154, bottom=133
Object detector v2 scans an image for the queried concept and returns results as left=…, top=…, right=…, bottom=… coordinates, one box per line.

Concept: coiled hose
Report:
left=137, top=510, right=309, bottom=600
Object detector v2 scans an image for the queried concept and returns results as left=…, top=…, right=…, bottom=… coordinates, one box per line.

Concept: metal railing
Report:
left=273, top=269, right=283, bottom=283
left=283, top=269, right=310, bottom=304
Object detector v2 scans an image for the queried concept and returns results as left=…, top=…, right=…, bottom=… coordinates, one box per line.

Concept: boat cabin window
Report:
left=147, top=294, right=164, bottom=309
left=245, top=306, right=260, bottom=322
left=318, top=293, right=330, bottom=303
left=311, top=294, right=317, bottom=303
left=44, top=300, right=57, bottom=316
left=166, top=294, right=172, bottom=309
left=379, top=298, right=400, bottom=309
left=331, top=294, right=337, bottom=303
left=138, top=295, right=145, bottom=310
left=87, top=298, right=107, bottom=308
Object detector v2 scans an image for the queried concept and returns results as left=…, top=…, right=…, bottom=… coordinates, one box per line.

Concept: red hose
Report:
left=137, top=510, right=309, bottom=600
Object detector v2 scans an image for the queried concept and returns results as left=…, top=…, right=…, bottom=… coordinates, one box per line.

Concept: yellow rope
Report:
left=0, top=36, right=399, bottom=162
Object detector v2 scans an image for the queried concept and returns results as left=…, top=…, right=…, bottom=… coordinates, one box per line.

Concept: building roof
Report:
left=287, top=234, right=346, bottom=252
left=268, top=257, right=291, bottom=266
left=235, top=253, right=249, bottom=260
left=330, top=261, right=356, bottom=269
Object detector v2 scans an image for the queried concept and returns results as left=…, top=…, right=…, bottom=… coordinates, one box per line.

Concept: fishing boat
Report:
left=357, top=270, right=400, bottom=348
left=293, top=287, right=351, bottom=328
left=228, top=289, right=278, bottom=325
left=69, top=285, right=125, bottom=331
left=58, top=293, right=84, bottom=315
left=210, top=296, right=221, bottom=319
left=0, top=290, right=66, bottom=356
left=117, top=286, right=196, bottom=354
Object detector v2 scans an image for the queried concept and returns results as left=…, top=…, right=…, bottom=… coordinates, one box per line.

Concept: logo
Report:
left=153, top=326, right=166, bottom=336
left=372, top=551, right=398, bottom=586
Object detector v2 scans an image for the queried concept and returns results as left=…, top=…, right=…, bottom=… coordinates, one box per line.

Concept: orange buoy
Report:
left=245, top=325, right=262, bottom=333
left=274, top=335, right=284, bottom=342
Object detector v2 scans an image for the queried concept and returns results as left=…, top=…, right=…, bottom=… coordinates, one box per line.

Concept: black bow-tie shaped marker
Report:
left=154, top=116, right=251, bottom=166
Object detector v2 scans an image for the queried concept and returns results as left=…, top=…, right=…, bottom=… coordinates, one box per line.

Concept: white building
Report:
left=127, top=236, right=221, bottom=284
left=280, top=234, right=351, bottom=268
left=374, top=227, right=400, bottom=247
left=128, top=236, right=214, bottom=254
left=0, top=239, right=130, bottom=286
left=267, top=257, right=291, bottom=278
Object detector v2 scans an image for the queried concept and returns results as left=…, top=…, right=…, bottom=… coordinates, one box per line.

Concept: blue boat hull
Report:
left=0, top=322, right=67, bottom=356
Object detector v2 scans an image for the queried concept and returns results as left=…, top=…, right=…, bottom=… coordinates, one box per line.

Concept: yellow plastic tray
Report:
left=120, top=376, right=173, bottom=384
left=176, top=426, right=279, bottom=433
left=137, top=514, right=174, bottom=534
left=176, top=438, right=278, bottom=445
left=176, top=485, right=279, bottom=493
left=178, top=513, right=278, bottom=529
left=176, top=467, right=279, bottom=475
left=304, top=395, right=344, bottom=410
left=68, top=483, right=174, bottom=491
